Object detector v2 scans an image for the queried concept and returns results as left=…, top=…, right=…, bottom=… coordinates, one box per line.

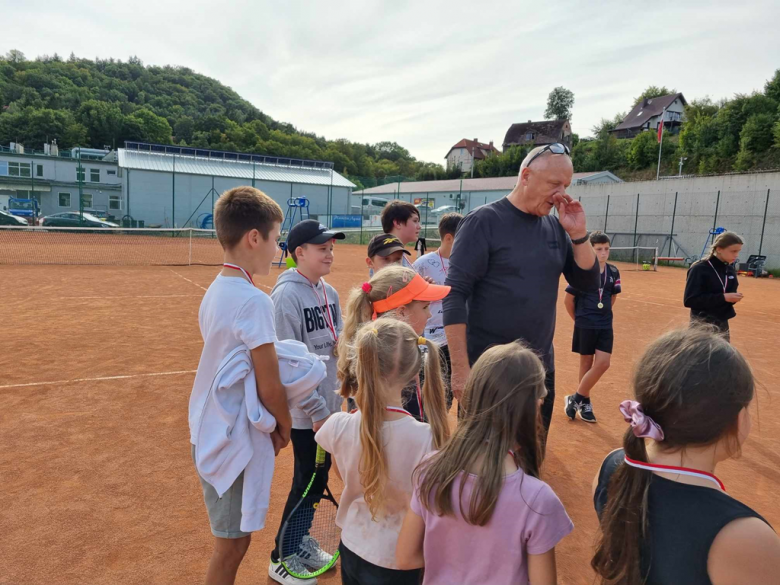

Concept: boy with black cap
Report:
left=366, top=233, right=412, bottom=274
left=268, top=220, right=345, bottom=583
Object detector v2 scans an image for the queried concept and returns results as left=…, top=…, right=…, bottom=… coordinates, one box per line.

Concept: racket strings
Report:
left=281, top=494, right=340, bottom=561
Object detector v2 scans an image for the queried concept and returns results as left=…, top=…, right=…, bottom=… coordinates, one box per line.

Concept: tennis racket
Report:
left=278, top=445, right=340, bottom=579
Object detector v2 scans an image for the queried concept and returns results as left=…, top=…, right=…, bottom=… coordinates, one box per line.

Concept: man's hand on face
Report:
left=553, top=193, right=588, bottom=239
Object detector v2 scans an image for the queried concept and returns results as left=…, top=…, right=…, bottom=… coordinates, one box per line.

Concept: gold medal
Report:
left=598, top=302, right=604, bottom=309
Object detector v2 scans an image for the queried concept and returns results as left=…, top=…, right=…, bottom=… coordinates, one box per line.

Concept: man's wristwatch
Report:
left=571, top=232, right=590, bottom=246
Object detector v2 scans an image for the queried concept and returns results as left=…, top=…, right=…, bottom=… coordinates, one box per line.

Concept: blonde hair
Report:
left=353, top=318, right=450, bottom=520
left=414, top=341, right=547, bottom=526
left=338, top=265, right=419, bottom=397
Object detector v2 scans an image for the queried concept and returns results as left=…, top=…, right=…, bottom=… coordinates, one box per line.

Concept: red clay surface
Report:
left=1, top=242, right=779, bottom=584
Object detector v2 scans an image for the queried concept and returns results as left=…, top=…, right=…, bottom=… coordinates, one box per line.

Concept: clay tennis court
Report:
left=2, top=238, right=779, bottom=584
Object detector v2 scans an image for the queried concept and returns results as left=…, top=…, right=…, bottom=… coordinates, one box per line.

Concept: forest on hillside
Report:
left=0, top=50, right=460, bottom=189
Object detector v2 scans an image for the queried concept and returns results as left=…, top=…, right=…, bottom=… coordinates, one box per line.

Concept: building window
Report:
left=0, top=162, right=7, bottom=176
left=109, top=195, right=121, bottom=210
left=59, top=192, right=71, bottom=207
left=81, top=193, right=93, bottom=208
left=15, top=190, right=30, bottom=198
left=90, top=168, right=100, bottom=182
left=76, top=168, right=85, bottom=182
left=9, top=162, right=31, bottom=177
left=36, top=164, right=44, bottom=177
left=525, top=132, right=535, bottom=140
left=107, top=169, right=116, bottom=176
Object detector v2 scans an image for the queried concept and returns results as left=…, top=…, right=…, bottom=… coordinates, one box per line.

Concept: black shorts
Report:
left=572, top=326, right=614, bottom=355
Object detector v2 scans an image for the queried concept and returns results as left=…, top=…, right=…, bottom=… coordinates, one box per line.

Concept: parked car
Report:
left=430, top=205, right=457, bottom=215
left=41, top=212, right=119, bottom=228
left=0, top=209, right=29, bottom=226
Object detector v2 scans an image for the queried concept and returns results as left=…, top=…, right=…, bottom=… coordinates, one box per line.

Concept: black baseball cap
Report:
left=286, top=220, right=345, bottom=254
left=367, top=233, right=411, bottom=258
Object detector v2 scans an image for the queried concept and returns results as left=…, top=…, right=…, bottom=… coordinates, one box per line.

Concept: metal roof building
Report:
left=118, top=142, right=355, bottom=228
left=353, top=172, right=621, bottom=220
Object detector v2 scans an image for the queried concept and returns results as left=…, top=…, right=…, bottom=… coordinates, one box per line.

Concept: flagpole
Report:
left=656, top=107, right=666, bottom=181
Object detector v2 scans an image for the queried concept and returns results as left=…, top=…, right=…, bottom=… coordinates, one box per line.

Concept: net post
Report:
left=189, top=228, right=193, bottom=266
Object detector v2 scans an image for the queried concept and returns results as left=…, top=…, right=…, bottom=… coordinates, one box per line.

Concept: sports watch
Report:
left=571, top=232, right=590, bottom=246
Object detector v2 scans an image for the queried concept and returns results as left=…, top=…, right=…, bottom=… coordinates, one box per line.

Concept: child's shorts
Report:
left=572, top=326, right=614, bottom=355
left=191, top=444, right=251, bottom=539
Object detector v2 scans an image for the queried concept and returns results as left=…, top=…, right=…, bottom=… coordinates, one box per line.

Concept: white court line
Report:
left=168, top=268, right=208, bottom=292
left=0, top=369, right=197, bottom=390
left=167, top=267, right=272, bottom=292
left=63, top=294, right=203, bottom=299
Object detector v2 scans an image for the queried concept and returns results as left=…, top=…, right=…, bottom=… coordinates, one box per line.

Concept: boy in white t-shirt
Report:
left=188, top=186, right=290, bottom=585
left=413, top=212, right=463, bottom=409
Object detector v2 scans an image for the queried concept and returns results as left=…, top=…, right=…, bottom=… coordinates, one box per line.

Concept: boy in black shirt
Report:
left=563, top=231, right=621, bottom=423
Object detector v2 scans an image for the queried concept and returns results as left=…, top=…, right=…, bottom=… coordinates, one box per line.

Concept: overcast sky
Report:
left=3, top=0, right=780, bottom=164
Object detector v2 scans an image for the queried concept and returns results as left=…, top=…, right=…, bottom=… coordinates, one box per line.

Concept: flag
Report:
left=657, top=111, right=664, bottom=143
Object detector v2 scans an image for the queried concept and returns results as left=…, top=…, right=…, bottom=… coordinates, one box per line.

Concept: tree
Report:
left=123, top=108, right=172, bottom=143
left=5, top=50, right=25, bottom=63
left=545, top=87, right=575, bottom=121
left=77, top=100, right=125, bottom=149
left=633, top=86, right=676, bottom=106
left=764, top=69, right=780, bottom=104
left=591, top=112, right=625, bottom=136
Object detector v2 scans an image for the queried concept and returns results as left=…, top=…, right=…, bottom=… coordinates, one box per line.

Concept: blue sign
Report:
left=332, top=214, right=361, bottom=228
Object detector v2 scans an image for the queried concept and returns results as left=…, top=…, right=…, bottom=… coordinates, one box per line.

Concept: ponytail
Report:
left=353, top=325, right=387, bottom=520
left=337, top=286, right=373, bottom=398
left=421, top=339, right=449, bottom=449
left=591, top=431, right=652, bottom=584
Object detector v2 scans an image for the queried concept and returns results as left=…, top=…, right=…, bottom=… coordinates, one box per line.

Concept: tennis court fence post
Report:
left=604, top=195, right=610, bottom=233
left=759, top=188, right=770, bottom=256
left=633, top=193, right=640, bottom=258
left=668, top=192, right=678, bottom=257
left=713, top=190, right=720, bottom=231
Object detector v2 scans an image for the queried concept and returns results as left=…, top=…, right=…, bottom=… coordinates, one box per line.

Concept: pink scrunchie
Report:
left=619, top=400, right=665, bottom=441
left=361, top=282, right=372, bottom=293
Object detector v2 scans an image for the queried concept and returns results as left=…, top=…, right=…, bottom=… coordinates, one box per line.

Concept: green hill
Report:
left=0, top=50, right=459, bottom=188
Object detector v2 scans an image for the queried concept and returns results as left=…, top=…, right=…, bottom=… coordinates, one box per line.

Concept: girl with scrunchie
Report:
left=592, top=325, right=779, bottom=584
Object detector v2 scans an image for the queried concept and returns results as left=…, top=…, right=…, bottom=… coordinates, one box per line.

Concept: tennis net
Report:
left=0, top=226, right=223, bottom=266
left=609, top=246, right=658, bottom=271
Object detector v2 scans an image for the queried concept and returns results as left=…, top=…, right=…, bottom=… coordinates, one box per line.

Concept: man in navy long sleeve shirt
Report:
left=444, top=145, right=599, bottom=433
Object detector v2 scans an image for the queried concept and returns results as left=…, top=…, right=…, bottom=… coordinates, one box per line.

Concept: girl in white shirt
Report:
left=316, top=318, right=449, bottom=585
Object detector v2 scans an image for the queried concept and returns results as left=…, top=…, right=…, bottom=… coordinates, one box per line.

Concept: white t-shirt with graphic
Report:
left=413, top=251, right=449, bottom=346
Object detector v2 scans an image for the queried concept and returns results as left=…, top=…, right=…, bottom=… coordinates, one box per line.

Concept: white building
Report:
left=1, top=141, right=356, bottom=228
left=117, top=143, right=355, bottom=228
left=352, top=172, right=622, bottom=221
left=445, top=139, right=500, bottom=174
left=0, top=142, right=122, bottom=217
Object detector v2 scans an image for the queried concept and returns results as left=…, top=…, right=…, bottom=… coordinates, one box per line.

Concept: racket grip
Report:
left=315, top=445, right=327, bottom=466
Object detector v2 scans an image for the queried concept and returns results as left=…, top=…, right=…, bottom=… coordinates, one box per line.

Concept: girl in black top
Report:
left=684, top=231, right=744, bottom=341
left=591, top=326, right=780, bottom=585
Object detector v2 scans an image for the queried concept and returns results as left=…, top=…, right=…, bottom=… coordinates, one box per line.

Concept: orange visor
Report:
left=372, top=273, right=450, bottom=317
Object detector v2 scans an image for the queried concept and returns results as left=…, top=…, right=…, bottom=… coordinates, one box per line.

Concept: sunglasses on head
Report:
left=526, top=143, right=571, bottom=168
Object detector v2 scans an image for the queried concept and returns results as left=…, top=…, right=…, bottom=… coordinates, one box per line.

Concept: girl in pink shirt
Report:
left=396, top=341, right=573, bottom=585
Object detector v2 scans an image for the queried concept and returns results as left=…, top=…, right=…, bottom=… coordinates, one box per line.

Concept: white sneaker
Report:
left=298, top=535, right=334, bottom=571
left=268, top=556, right=317, bottom=584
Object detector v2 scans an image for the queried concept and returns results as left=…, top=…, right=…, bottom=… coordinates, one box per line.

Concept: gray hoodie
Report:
left=271, top=269, right=343, bottom=429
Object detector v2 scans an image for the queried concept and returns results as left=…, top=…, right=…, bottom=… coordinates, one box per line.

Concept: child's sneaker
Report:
left=578, top=401, right=597, bottom=423
left=298, top=535, right=333, bottom=571
left=563, top=395, right=578, bottom=420
left=269, top=556, right=317, bottom=584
